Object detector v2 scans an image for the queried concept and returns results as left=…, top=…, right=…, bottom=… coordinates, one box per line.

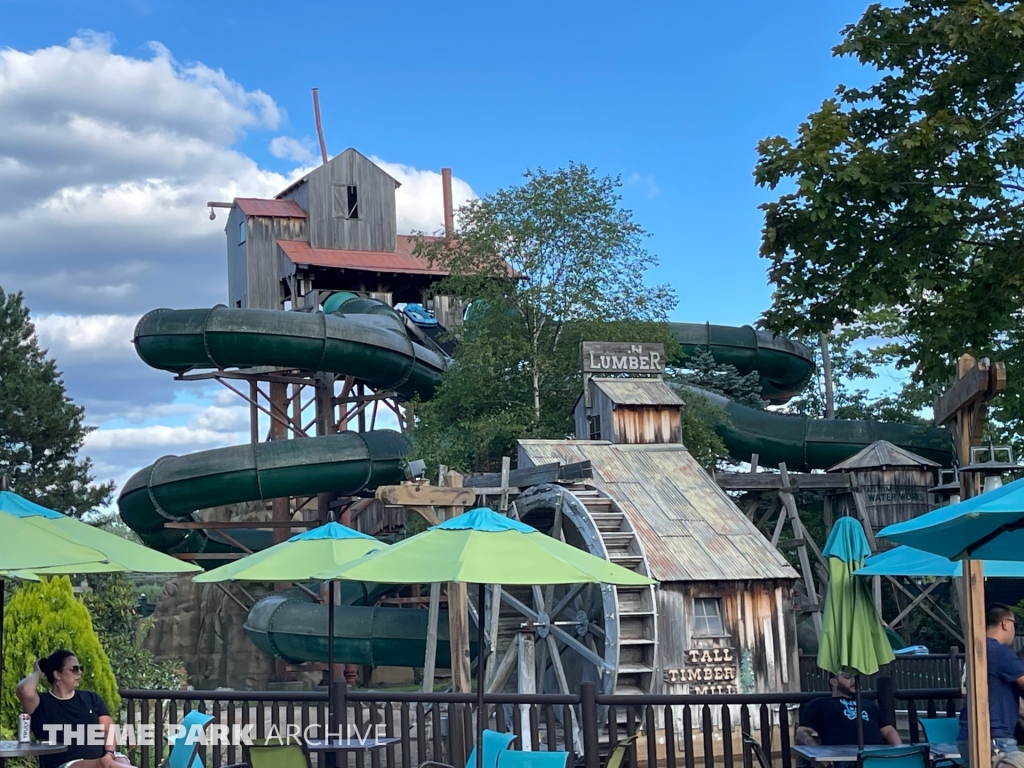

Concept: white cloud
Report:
left=627, top=172, right=660, bottom=200
left=84, top=424, right=239, bottom=449
left=34, top=313, right=137, bottom=362
left=269, top=136, right=317, bottom=164
left=372, top=157, right=476, bottom=235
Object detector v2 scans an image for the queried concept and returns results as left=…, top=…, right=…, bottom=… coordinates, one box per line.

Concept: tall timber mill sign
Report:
left=663, top=647, right=739, bottom=694
left=580, top=342, right=666, bottom=375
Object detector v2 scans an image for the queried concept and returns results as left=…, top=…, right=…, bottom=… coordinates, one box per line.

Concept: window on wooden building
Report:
left=693, top=598, right=724, bottom=636
left=588, top=414, right=602, bottom=441
left=239, top=220, right=246, bottom=244
left=334, top=184, right=360, bottom=219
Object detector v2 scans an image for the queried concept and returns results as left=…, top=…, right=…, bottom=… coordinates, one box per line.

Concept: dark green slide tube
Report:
left=245, top=593, right=477, bottom=668
left=669, top=322, right=814, bottom=404
left=133, top=306, right=445, bottom=401
left=693, top=388, right=953, bottom=470
left=118, top=431, right=411, bottom=552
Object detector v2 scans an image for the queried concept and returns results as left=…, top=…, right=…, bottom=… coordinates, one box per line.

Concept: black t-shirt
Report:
left=30, top=689, right=111, bottom=768
left=800, top=696, right=891, bottom=745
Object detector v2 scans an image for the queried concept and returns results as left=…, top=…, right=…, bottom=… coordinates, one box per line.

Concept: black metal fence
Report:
left=799, top=648, right=963, bottom=692
left=117, top=682, right=962, bottom=768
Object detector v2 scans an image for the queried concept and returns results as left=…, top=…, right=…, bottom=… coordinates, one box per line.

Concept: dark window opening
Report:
left=346, top=185, right=359, bottom=219
left=235, top=300, right=242, bottom=308
left=239, top=220, right=246, bottom=244
left=693, top=598, right=725, bottom=636
left=588, top=414, right=602, bottom=441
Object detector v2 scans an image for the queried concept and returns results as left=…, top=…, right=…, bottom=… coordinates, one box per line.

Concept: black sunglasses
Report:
left=64, top=665, right=83, bottom=673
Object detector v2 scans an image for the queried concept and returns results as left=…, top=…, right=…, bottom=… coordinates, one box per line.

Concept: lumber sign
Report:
left=581, top=342, right=665, bottom=375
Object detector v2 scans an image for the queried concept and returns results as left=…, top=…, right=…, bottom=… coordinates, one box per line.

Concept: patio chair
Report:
left=741, top=732, right=772, bottom=768
left=418, top=729, right=517, bottom=768
left=496, top=752, right=571, bottom=768
left=239, top=741, right=314, bottom=768
left=161, top=710, right=215, bottom=768
left=918, top=718, right=963, bottom=768
left=604, top=734, right=640, bottom=768
left=856, top=745, right=929, bottom=768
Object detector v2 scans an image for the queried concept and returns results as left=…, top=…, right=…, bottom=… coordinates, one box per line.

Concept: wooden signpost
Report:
left=933, top=354, right=1006, bottom=768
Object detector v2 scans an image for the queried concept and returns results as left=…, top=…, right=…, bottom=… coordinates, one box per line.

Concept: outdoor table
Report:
left=305, top=738, right=399, bottom=752
left=306, top=738, right=399, bottom=767
left=793, top=744, right=961, bottom=763
left=0, top=740, right=67, bottom=768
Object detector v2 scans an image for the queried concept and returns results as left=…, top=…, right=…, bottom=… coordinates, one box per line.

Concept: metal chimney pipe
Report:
left=441, top=167, right=454, bottom=237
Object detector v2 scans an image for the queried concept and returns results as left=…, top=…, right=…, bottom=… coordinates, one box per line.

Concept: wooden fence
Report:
left=799, top=648, right=963, bottom=692
left=117, top=682, right=962, bottom=768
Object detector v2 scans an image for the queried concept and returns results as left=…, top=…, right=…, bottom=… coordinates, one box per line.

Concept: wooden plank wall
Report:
left=656, top=580, right=799, bottom=696
left=612, top=406, right=681, bottom=444
left=849, top=468, right=937, bottom=531
left=226, top=207, right=248, bottom=307
left=300, top=150, right=398, bottom=252
left=245, top=216, right=307, bottom=309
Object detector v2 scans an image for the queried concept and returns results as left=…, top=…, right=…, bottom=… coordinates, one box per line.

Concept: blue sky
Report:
left=0, top=0, right=879, bottom=494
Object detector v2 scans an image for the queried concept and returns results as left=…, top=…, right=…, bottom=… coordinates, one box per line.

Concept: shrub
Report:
left=82, top=573, right=182, bottom=690
left=2, top=576, right=119, bottom=729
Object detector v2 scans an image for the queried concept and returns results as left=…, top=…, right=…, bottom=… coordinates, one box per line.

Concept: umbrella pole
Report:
left=477, top=583, right=486, bottom=768
left=855, top=675, right=864, bottom=750
left=328, top=580, right=336, bottom=732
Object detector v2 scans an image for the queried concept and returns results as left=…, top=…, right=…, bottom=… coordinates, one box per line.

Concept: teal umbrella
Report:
left=854, top=545, right=1024, bottom=578
left=878, top=475, right=1024, bottom=559
left=818, top=517, right=895, bottom=748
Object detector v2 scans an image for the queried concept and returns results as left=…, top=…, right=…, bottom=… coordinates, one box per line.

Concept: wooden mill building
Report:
left=521, top=356, right=801, bottom=697
left=217, top=148, right=462, bottom=325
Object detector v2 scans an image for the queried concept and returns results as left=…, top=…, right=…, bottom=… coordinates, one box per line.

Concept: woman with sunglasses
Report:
left=16, top=649, right=132, bottom=768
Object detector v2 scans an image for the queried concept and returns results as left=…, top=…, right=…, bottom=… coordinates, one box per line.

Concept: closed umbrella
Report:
left=817, top=517, right=895, bottom=748
left=193, top=521, right=388, bottom=725
left=316, top=508, right=655, bottom=768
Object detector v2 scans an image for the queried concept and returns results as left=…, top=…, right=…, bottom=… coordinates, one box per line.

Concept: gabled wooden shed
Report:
left=572, top=378, right=683, bottom=444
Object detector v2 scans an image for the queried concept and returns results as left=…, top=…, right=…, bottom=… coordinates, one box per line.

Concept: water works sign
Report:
left=581, top=342, right=665, bottom=375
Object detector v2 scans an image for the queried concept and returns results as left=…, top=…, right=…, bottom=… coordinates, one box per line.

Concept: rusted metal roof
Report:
left=591, top=378, right=684, bottom=406
left=518, top=440, right=798, bottom=583
left=828, top=439, right=941, bottom=472
left=235, top=198, right=307, bottom=218
left=278, top=238, right=450, bottom=276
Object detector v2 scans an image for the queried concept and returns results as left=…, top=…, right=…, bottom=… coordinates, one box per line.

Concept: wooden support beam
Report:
left=376, top=483, right=477, bottom=508
left=421, top=583, right=441, bottom=693
left=716, top=472, right=853, bottom=492
left=442, top=471, right=473, bottom=696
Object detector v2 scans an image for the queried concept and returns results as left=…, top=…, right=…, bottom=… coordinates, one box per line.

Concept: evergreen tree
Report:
left=668, top=347, right=766, bottom=409
left=3, top=576, right=120, bottom=729
left=0, top=288, right=112, bottom=515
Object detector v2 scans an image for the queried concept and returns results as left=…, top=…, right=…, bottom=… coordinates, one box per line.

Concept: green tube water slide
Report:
left=118, top=301, right=950, bottom=669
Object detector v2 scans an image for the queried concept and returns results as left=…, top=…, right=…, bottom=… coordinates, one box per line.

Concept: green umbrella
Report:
left=0, top=491, right=201, bottom=575
left=817, top=517, right=895, bottom=748
left=194, top=521, right=388, bottom=724
left=316, top=508, right=655, bottom=768
left=0, top=514, right=109, bottom=572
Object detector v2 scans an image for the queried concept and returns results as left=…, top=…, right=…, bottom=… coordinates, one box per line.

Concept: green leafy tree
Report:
left=82, top=573, right=183, bottom=691
left=754, top=1, right=1024, bottom=438
left=413, top=164, right=677, bottom=472
left=0, top=288, right=112, bottom=515
left=3, top=576, right=119, bottom=729
left=668, top=347, right=766, bottom=410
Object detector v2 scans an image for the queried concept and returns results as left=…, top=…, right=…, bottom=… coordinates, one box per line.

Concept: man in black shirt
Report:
left=797, top=672, right=902, bottom=748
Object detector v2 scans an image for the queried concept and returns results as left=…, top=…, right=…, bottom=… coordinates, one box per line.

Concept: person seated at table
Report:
left=16, top=649, right=133, bottom=768
left=957, top=604, right=1024, bottom=760
left=796, top=672, right=902, bottom=748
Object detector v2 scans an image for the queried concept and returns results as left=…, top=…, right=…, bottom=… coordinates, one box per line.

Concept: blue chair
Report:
left=419, top=729, right=517, bottom=768
left=166, top=710, right=215, bottom=768
left=856, top=745, right=929, bottom=768
left=496, top=753, right=570, bottom=768
left=919, top=718, right=963, bottom=768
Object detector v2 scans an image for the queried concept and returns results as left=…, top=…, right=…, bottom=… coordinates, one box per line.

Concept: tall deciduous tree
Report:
left=755, top=1, right=1024, bottom=435
left=413, top=164, right=676, bottom=472
left=0, top=288, right=112, bottom=515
